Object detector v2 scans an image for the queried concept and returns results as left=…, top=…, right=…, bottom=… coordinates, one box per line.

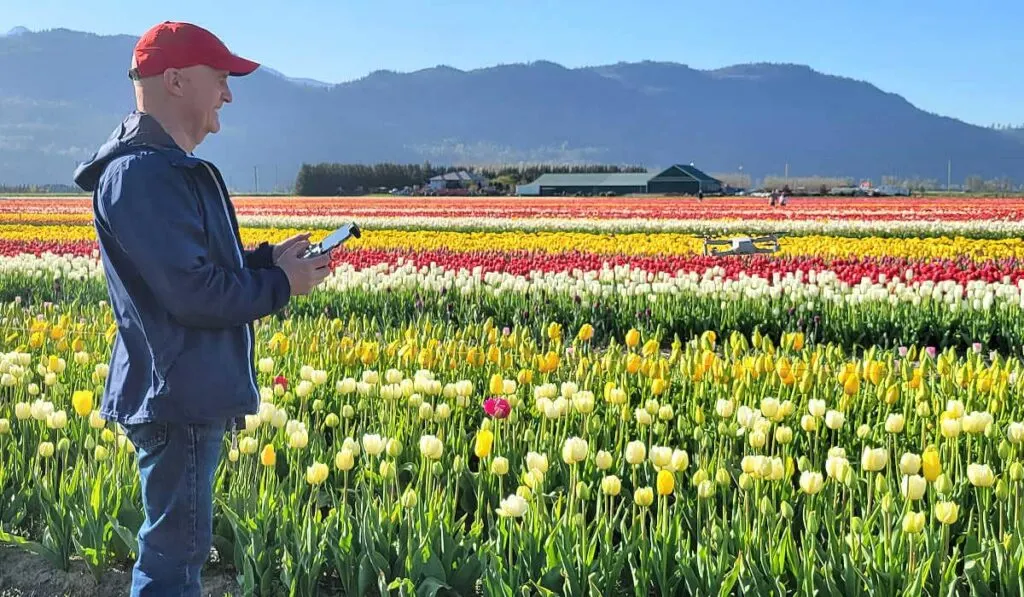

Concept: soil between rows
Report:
left=0, top=545, right=240, bottom=597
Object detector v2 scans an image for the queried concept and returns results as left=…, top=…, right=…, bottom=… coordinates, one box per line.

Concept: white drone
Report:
left=702, top=232, right=785, bottom=256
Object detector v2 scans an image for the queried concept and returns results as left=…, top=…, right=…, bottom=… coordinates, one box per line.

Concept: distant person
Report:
left=72, top=21, right=332, bottom=596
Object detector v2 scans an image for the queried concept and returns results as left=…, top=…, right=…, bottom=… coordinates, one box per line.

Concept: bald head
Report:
left=132, top=54, right=234, bottom=154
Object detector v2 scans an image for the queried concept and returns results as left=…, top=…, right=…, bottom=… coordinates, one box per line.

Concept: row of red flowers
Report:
left=4, top=239, right=1021, bottom=286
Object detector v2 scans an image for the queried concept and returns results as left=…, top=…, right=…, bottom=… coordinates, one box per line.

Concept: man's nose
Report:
left=223, top=86, right=233, bottom=103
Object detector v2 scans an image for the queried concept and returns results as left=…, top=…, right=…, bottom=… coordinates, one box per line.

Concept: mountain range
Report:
left=2, top=26, right=1023, bottom=192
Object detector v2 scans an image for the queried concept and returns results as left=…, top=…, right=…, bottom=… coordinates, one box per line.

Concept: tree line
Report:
left=0, top=183, right=81, bottom=194
left=293, top=162, right=646, bottom=196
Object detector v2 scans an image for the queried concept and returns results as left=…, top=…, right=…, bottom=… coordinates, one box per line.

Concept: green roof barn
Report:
left=516, top=165, right=722, bottom=196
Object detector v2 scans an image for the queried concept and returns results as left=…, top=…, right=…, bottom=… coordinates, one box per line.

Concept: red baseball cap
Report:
left=129, top=21, right=259, bottom=80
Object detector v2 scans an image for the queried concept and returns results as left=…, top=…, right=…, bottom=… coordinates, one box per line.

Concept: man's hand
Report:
left=272, top=233, right=312, bottom=264
left=275, top=242, right=333, bottom=296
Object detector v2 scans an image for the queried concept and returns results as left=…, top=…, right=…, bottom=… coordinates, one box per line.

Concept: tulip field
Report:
left=1, top=194, right=1024, bottom=595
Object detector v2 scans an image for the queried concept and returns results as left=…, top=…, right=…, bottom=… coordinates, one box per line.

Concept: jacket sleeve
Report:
left=245, top=242, right=275, bottom=269
left=96, top=154, right=292, bottom=329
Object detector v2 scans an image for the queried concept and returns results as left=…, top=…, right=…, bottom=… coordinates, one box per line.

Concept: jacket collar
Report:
left=120, top=110, right=203, bottom=168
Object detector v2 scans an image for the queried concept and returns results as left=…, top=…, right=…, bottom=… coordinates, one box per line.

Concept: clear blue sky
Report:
left=5, top=0, right=1021, bottom=127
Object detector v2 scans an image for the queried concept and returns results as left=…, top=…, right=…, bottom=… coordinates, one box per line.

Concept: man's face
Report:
left=175, top=65, right=232, bottom=145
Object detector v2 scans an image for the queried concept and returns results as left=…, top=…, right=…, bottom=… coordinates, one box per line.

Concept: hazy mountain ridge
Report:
left=1, top=27, right=1022, bottom=191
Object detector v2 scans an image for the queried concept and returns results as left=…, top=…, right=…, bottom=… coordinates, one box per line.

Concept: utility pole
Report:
left=253, top=166, right=259, bottom=194
left=784, top=163, right=789, bottom=184
left=947, top=159, right=951, bottom=191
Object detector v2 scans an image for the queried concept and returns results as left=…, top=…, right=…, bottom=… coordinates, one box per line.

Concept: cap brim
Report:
left=220, top=54, right=260, bottom=76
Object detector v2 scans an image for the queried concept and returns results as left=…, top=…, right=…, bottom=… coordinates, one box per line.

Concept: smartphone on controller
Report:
left=301, top=222, right=360, bottom=259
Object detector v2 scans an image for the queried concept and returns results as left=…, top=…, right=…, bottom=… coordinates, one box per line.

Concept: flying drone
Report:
left=702, top=232, right=786, bottom=256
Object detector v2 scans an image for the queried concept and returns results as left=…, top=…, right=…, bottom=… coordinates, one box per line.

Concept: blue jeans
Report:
left=122, top=421, right=227, bottom=597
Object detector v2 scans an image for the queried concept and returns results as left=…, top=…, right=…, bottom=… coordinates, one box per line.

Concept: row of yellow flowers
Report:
left=4, top=305, right=1024, bottom=593
left=3, top=223, right=1024, bottom=261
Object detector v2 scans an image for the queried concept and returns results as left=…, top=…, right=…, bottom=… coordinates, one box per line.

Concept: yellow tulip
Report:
left=547, top=322, right=562, bottom=342
left=474, top=429, right=494, bottom=459
left=934, top=501, right=959, bottom=525
left=490, top=457, right=509, bottom=476
left=921, top=447, right=941, bottom=482
left=799, top=372, right=814, bottom=395
left=601, top=475, right=622, bottom=496
left=401, top=488, right=419, bottom=509
left=625, top=328, right=640, bottom=348
left=335, top=449, right=355, bottom=471
left=634, top=487, right=654, bottom=507
left=260, top=444, right=276, bottom=467
left=38, top=441, right=55, bottom=458
left=884, top=384, right=900, bottom=405
left=71, top=390, right=94, bottom=417
left=642, top=339, right=659, bottom=358
left=656, top=470, right=674, bottom=496
left=799, top=471, right=824, bottom=494
left=305, top=462, right=329, bottom=485
left=902, top=511, right=926, bottom=534
left=268, top=332, right=289, bottom=356
left=540, top=351, right=559, bottom=373
left=488, top=373, right=503, bottom=396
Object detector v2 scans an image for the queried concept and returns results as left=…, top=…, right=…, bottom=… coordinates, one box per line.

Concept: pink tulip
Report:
left=483, top=397, right=511, bottom=419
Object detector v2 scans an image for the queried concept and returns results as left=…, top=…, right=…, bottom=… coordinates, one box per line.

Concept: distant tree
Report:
left=712, top=173, right=752, bottom=189
left=762, top=175, right=852, bottom=193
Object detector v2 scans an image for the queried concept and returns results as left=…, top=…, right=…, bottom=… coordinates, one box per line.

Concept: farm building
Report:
left=516, top=165, right=723, bottom=196
left=427, top=170, right=490, bottom=191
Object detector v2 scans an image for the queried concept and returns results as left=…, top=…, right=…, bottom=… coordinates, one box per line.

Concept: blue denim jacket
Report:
left=73, top=111, right=291, bottom=424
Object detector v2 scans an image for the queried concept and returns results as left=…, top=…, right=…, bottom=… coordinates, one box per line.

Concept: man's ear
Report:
left=163, top=68, right=185, bottom=97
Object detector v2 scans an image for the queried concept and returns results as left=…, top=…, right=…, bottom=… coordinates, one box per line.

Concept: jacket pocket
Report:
left=163, top=328, right=256, bottom=420
left=147, top=314, right=185, bottom=397
left=122, top=421, right=168, bottom=451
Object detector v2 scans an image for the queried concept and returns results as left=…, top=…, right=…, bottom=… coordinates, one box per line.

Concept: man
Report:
left=72, top=21, right=333, bottom=596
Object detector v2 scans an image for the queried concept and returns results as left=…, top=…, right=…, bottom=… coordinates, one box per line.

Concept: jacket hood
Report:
left=73, top=111, right=195, bottom=192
